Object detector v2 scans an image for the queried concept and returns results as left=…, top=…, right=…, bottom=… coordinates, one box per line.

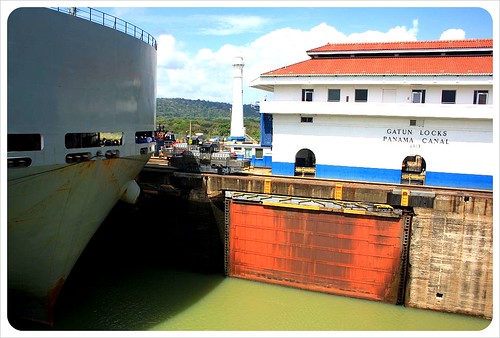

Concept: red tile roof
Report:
left=307, top=39, right=493, bottom=53
left=262, top=56, right=492, bottom=76
left=262, top=39, right=493, bottom=77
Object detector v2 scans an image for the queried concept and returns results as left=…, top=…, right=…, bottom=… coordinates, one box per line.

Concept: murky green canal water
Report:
left=54, top=267, right=491, bottom=332
left=30, top=195, right=492, bottom=334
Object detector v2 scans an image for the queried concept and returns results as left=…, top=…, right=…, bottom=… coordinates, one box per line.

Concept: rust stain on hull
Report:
left=228, top=201, right=404, bottom=304
left=46, top=278, right=65, bottom=326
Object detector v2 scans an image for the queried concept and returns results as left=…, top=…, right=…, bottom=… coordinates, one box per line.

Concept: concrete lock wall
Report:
left=406, top=196, right=493, bottom=319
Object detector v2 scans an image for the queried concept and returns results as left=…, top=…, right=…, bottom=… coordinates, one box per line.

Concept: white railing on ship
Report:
left=51, top=7, right=157, bottom=50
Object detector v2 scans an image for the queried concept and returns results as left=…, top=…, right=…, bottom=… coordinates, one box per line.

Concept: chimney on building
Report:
left=229, top=56, right=245, bottom=142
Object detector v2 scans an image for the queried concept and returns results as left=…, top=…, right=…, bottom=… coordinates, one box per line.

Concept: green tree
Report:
left=156, top=98, right=260, bottom=141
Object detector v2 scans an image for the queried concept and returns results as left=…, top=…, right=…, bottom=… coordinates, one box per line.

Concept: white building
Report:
left=250, top=39, right=493, bottom=190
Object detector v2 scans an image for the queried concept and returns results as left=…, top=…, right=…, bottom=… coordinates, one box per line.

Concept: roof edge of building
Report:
left=261, top=73, right=493, bottom=77
left=307, top=38, right=493, bottom=54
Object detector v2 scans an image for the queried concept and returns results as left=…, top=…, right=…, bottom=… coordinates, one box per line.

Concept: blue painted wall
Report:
left=271, top=161, right=493, bottom=190
left=251, top=155, right=272, bottom=168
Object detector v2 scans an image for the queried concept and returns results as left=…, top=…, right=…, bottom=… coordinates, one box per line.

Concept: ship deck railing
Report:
left=51, top=7, right=157, bottom=50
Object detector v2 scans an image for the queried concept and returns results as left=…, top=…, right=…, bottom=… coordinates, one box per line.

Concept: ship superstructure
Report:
left=7, top=7, right=157, bottom=325
left=250, top=39, right=493, bottom=190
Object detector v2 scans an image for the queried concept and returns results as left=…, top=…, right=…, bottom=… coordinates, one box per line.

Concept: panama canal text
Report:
left=383, top=128, right=449, bottom=145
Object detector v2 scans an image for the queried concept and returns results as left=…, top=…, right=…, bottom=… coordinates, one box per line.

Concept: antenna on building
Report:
left=228, top=56, right=245, bottom=142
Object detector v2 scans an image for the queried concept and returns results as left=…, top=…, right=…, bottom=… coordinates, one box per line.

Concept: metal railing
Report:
left=51, top=7, right=157, bottom=50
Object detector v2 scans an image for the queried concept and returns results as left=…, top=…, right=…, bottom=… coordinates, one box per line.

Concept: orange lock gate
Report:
left=224, top=192, right=411, bottom=305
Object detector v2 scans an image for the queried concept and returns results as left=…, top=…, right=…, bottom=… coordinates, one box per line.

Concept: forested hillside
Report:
left=155, top=98, right=261, bottom=140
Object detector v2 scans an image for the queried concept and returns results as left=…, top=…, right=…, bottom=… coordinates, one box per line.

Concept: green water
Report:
left=30, top=196, right=493, bottom=333
left=52, top=267, right=490, bottom=332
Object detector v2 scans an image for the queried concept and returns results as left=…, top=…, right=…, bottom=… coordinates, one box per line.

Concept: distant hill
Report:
left=155, top=98, right=261, bottom=140
left=156, top=98, right=260, bottom=119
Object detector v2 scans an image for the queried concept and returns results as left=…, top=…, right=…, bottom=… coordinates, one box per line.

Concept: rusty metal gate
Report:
left=224, top=191, right=411, bottom=304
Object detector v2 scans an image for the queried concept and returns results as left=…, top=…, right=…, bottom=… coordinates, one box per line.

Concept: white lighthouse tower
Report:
left=229, top=56, right=245, bottom=142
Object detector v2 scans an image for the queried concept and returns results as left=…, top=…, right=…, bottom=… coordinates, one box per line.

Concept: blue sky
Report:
left=97, top=3, right=494, bottom=104
left=107, top=6, right=493, bottom=55
left=3, top=2, right=496, bottom=104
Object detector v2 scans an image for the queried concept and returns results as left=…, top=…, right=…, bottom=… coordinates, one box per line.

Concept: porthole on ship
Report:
left=295, top=148, right=316, bottom=177
left=401, top=155, right=426, bottom=185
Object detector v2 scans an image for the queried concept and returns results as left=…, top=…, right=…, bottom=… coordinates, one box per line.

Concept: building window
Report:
left=255, top=148, right=263, bottom=159
left=327, top=89, right=341, bottom=102
left=135, top=131, right=154, bottom=144
left=473, top=90, right=488, bottom=104
left=355, top=89, right=368, bottom=102
left=302, top=89, right=314, bottom=102
left=410, top=119, right=424, bottom=127
left=301, top=117, right=313, bottom=123
left=412, top=89, right=426, bottom=103
left=441, top=90, right=456, bottom=104
left=66, top=132, right=123, bottom=148
left=8, top=133, right=42, bottom=152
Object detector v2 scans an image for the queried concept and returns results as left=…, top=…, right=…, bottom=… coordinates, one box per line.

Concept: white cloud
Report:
left=155, top=19, right=424, bottom=103
left=157, top=34, right=187, bottom=69
left=439, top=28, right=466, bottom=40
left=156, top=41, right=239, bottom=101
left=348, top=19, right=419, bottom=43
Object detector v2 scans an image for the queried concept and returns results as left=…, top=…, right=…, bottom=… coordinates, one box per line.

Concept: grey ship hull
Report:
left=7, top=7, right=157, bottom=326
